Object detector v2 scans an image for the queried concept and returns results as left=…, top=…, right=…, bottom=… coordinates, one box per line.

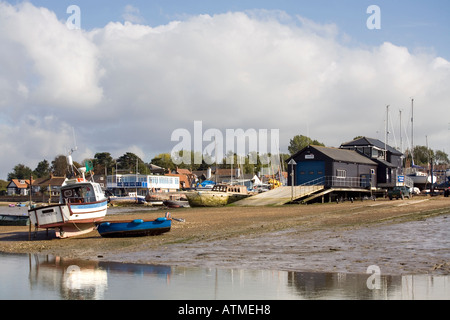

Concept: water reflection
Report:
left=28, top=255, right=108, bottom=300
left=1, top=252, right=449, bottom=300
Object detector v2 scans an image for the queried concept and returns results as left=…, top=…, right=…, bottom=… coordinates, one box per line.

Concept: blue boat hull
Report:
left=97, top=217, right=171, bottom=238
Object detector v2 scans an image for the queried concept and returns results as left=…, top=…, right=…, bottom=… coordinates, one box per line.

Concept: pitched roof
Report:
left=340, top=137, right=403, bottom=156
left=8, top=179, right=32, bottom=189
left=176, top=167, right=193, bottom=175
left=32, top=176, right=67, bottom=187
left=315, top=146, right=377, bottom=165
left=289, top=145, right=377, bottom=165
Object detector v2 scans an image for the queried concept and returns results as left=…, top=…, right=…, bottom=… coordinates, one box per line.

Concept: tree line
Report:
left=5, top=134, right=448, bottom=181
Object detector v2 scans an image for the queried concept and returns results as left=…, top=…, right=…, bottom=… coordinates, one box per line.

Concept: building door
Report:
left=296, top=161, right=325, bottom=185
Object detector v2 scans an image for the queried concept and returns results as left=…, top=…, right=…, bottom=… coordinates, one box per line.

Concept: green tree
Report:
left=288, top=135, right=325, bottom=155
left=117, top=152, right=147, bottom=174
left=34, top=159, right=51, bottom=178
left=92, top=152, right=116, bottom=175
left=51, top=155, right=69, bottom=176
left=151, top=153, right=176, bottom=171
left=435, top=150, right=449, bottom=165
left=410, top=146, right=433, bottom=167
left=7, top=164, right=34, bottom=181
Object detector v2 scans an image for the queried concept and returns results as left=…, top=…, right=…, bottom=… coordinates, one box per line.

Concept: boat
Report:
left=108, top=192, right=147, bottom=205
left=0, top=214, right=29, bottom=226
left=163, top=199, right=190, bottom=208
left=186, top=184, right=249, bottom=207
left=407, top=170, right=436, bottom=185
left=96, top=213, right=172, bottom=238
left=28, top=166, right=108, bottom=239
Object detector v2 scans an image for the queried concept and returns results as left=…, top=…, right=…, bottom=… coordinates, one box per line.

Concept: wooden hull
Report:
left=97, top=217, right=171, bottom=238
left=163, top=200, right=190, bottom=208
left=186, top=191, right=249, bottom=207
left=28, top=200, right=108, bottom=239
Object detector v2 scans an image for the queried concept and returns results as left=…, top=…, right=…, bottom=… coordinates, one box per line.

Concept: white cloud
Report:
left=0, top=3, right=449, bottom=179
left=122, top=4, right=145, bottom=24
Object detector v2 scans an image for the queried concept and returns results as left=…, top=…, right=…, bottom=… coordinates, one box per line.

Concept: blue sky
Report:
left=20, top=0, right=450, bottom=59
left=1, top=1, right=449, bottom=179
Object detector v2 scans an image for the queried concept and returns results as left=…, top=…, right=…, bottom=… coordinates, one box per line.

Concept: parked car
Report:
left=388, top=186, right=412, bottom=200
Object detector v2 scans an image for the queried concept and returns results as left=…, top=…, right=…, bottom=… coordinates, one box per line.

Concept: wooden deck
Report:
left=232, top=186, right=325, bottom=206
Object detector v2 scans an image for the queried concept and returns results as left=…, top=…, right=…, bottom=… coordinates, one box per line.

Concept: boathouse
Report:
left=340, top=137, right=406, bottom=188
left=287, top=145, right=377, bottom=189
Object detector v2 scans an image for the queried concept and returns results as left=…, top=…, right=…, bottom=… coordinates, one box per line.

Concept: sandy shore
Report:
left=1, top=196, right=449, bottom=275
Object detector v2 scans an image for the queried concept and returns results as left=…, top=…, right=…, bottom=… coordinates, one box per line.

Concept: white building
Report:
left=107, top=174, right=180, bottom=196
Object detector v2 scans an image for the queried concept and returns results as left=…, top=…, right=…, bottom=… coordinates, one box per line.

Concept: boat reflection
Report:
left=21, top=253, right=450, bottom=300
left=29, top=255, right=108, bottom=300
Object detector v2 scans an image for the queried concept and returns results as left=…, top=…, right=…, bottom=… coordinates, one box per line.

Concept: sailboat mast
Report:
left=399, top=109, right=402, bottom=154
left=411, top=98, right=414, bottom=165
left=385, top=105, right=389, bottom=161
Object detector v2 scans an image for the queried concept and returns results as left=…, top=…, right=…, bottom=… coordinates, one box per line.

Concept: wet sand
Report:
left=1, top=196, right=449, bottom=275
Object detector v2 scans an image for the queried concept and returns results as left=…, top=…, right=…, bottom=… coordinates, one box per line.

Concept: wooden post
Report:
left=28, top=174, right=32, bottom=241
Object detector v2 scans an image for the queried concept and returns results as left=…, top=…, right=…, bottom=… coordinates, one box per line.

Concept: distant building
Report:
left=107, top=174, right=180, bottom=196
left=32, top=175, right=67, bottom=196
left=7, top=179, right=32, bottom=196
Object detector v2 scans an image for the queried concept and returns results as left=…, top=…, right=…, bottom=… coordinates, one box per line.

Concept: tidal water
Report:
left=0, top=252, right=449, bottom=300
left=1, top=205, right=449, bottom=300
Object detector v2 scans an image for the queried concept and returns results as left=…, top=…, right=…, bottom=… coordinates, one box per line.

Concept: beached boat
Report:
left=186, top=184, right=249, bottom=207
left=163, top=199, right=190, bottom=208
left=28, top=168, right=108, bottom=239
left=0, top=214, right=29, bottom=226
left=108, top=193, right=147, bottom=205
left=96, top=213, right=172, bottom=238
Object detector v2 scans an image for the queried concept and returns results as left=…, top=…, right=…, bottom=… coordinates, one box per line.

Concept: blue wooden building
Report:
left=287, top=145, right=378, bottom=189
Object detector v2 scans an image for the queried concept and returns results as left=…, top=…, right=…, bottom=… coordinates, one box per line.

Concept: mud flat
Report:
left=0, top=196, right=449, bottom=275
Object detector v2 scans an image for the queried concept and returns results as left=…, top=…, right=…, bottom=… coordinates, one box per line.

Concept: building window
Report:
left=336, top=169, right=346, bottom=179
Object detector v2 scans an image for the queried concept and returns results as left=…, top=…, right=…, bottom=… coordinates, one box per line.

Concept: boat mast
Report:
left=411, top=98, right=414, bottom=166
left=385, top=105, right=389, bottom=161
left=399, top=109, right=403, bottom=154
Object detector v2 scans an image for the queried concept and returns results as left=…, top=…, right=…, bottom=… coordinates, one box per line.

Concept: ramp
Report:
left=232, top=185, right=324, bottom=206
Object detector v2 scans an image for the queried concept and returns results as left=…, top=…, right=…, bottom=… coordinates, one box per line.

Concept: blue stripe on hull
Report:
left=70, top=200, right=108, bottom=210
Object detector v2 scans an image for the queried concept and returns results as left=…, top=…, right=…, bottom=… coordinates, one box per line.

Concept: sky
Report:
left=1, top=0, right=449, bottom=179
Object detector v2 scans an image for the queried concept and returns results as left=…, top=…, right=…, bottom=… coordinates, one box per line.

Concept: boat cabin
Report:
left=212, top=184, right=248, bottom=194
left=60, top=179, right=105, bottom=204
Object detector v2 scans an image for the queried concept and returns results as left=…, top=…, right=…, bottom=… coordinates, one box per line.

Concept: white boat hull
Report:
left=29, top=200, right=108, bottom=238
left=407, top=174, right=436, bottom=185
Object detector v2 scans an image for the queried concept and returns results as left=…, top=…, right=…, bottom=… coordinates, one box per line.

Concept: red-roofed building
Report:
left=7, top=179, right=33, bottom=196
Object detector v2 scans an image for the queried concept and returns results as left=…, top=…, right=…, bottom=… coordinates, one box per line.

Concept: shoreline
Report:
left=1, top=196, right=449, bottom=275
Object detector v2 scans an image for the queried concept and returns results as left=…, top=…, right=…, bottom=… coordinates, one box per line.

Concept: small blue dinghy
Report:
left=97, top=213, right=172, bottom=238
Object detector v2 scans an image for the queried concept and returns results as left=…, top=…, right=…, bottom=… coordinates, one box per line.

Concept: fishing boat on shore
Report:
left=96, top=213, right=172, bottom=238
left=28, top=148, right=108, bottom=239
left=186, top=184, right=249, bottom=207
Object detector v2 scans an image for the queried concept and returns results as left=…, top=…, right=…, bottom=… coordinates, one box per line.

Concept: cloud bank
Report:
left=0, top=2, right=449, bottom=178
